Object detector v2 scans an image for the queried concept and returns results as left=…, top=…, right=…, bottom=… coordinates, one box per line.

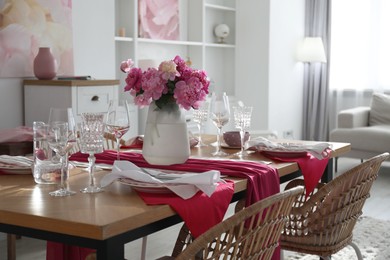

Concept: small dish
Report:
left=223, top=131, right=250, bottom=147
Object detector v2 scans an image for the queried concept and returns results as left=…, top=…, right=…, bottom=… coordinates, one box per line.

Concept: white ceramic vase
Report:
left=142, top=102, right=190, bottom=165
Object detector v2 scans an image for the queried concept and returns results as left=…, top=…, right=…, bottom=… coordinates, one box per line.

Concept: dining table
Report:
left=0, top=135, right=351, bottom=260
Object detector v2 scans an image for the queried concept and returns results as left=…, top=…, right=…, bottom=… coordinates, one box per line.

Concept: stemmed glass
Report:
left=233, top=106, right=253, bottom=158
left=192, top=101, right=210, bottom=147
left=47, top=122, right=76, bottom=196
left=79, top=113, right=105, bottom=193
left=48, top=107, right=78, bottom=154
left=105, top=99, right=130, bottom=160
left=210, top=92, right=230, bottom=156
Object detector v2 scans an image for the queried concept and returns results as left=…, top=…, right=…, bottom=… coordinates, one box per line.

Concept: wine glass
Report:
left=210, top=92, right=230, bottom=156
left=47, top=122, right=76, bottom=196
left=233, top=106, right=253, bottom=158
left=79, top=112, right=105, bottom=193
left=105, top=99, right=130, bottom=160
left=192, top=101, right=210, bottom=147
left=48, top=107, right=78, bottom=154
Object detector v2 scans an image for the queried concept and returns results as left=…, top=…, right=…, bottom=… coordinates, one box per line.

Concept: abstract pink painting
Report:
left=0, top=0, right=74, bottom=78
left=138, top=0, right=179, bottom=40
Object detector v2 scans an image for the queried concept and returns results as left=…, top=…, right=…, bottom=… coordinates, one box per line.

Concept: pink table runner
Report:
left=47, top=150, right=280, bottom=260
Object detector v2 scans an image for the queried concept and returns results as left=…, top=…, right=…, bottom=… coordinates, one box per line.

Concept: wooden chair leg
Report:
left=7, top=234, right=16, bottom=260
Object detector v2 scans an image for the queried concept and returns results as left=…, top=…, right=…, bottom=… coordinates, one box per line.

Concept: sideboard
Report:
left=23, top=79, right=119, bottom=127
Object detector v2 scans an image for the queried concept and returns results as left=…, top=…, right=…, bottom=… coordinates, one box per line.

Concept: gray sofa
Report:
left=330, top=93, right=390, bottom=168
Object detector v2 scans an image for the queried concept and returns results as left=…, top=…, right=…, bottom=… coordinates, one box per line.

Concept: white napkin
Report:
left=0, top=155, right=33, bottom=167
left=100, top=161, right=222, bottom=199
left=246, top=137, right=332, bottom=159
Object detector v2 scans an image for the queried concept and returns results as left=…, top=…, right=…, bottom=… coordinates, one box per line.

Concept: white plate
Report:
left=119, top=178, right=181, bottom=194
left=0, top=162, right=32, bottom=175
left=220, top=143, right=240, bottom=149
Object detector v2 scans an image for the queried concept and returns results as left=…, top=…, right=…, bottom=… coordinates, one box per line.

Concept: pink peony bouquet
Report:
left=120, top=55, right=210, bottom=110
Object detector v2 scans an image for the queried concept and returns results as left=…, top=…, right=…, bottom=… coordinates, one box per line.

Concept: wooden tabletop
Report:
left=0, top=137, right=350, bottom=242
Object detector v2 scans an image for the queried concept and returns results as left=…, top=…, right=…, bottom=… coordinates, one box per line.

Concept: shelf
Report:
left=205, top=3, right=236, bottom=12
left=137, top=38, right=203, bottom=46
left=114, top=0, right=236, bottom=134
left=115, top=37, right=134, bottom=42
left=205, top=43, right=235, bottom=48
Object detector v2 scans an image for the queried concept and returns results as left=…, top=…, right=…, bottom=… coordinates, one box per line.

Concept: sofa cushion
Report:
left=330, top=125, right=390, bottom=153
left=369, top=93, right=390, bottom=126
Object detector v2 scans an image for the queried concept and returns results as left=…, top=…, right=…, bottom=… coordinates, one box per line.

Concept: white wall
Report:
left=72, top=0, right=115, bottom=78
left=269, top=0, right=305, bottom=139
left=236, top=0, right=305, bottom=139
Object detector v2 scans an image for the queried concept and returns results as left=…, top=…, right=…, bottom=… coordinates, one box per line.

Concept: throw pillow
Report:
left=369, top=93, right=390, bottom=126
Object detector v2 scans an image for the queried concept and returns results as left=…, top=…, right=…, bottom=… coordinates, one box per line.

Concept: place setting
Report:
left=100, top=160, right=224, bottom=199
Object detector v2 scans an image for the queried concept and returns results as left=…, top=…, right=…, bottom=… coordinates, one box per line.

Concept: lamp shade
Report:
left=298, top=37, right=327, bottom=63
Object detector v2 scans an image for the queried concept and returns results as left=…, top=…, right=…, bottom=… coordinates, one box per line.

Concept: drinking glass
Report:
left=233, top=106, right=253, bottom=158
left=210, top=92, right=230, bottom=156
left=47, top=122, right=76, bottom=196
left=192, top=101, right=210, bottom=147
left=79, top=113, right=105, bottom=193
left=48, top=107, right=78, bottom=154
left=105, top=99, right=130, bottom=160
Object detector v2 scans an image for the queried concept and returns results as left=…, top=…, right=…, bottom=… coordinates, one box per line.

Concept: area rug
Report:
left=284, top=216, right=390, bottom=260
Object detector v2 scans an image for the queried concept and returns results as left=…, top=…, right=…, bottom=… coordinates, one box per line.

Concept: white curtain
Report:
left=329, top=0, right=390, bottom=129
left=302, top=0, right=331, bottom=142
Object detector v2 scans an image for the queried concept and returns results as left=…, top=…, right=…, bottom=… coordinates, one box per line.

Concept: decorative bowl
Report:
left=223, top=131, right=250, bottom=147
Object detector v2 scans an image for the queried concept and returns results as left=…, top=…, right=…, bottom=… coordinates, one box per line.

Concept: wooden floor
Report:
left=0, top=157, right=389, bottom=260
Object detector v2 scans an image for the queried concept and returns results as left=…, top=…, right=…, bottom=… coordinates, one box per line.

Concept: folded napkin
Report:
left=101, top=160, right=222, bottom=199
left=0, top=155, right=33, bottom=167
left=0, top=126, right=33, bottom=143
left=246, top=136, right=332, bottom=159
left=265, top=153, right=329, bottom=198
left=0, top=155, right=33, bottom=175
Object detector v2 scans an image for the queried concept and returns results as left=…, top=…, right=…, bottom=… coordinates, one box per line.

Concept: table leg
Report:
left=96, top=240, right=125, bottom=260
left=321, top=158, right=334, bottom=183
left=7, top=234, right=16, bottom=260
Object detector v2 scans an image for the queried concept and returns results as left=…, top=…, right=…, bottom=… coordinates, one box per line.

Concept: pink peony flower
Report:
left=124, top=67, right=142, bottom=92
left=120, top=59, right=134, bottom=73
left=158, top=60, right=179, bottom=81
left=120, top=55, right=210, bottom=110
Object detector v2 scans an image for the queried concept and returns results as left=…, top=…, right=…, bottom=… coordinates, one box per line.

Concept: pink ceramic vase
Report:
left=33, top=47, right=57, bottom=80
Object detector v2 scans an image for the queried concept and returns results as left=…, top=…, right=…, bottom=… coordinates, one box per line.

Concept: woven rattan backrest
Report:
left=282, top=152, right=389, bottom=249
left=174, top=186, right=304, bottom=260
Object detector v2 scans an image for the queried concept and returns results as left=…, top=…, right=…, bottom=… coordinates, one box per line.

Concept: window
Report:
left=330, top=0, right=390, bottom=90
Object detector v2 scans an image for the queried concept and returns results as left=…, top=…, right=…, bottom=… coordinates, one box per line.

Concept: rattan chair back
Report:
left=280, top=152, right=389, bottom=258
left=170, top=186, right=304, bottom=260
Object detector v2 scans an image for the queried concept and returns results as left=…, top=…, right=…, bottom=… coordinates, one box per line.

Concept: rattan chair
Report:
left=280, top=152, right=389, bottom=260
left=160, top=186, right=304, bottom=260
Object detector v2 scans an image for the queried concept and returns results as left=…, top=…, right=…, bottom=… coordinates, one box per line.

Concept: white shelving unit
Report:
left=114, top=0, right=236, bottom=134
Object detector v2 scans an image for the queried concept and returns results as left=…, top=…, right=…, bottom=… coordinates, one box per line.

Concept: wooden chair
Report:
left=159, top=186, right=304, bottom=260
left=280, top=152, right=389, bottom=260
